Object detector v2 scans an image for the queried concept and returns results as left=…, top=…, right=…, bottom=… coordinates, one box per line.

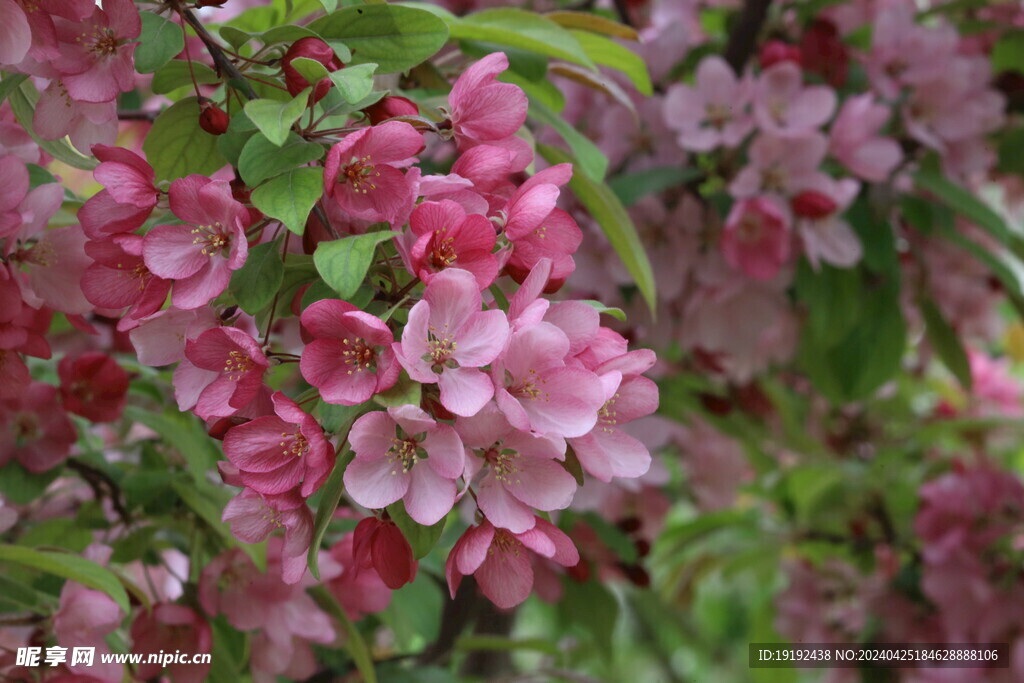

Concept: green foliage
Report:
left=447, top=8, right=596, bottom=70
left=244, top=89, right=312, bottom=146
left=529, top=100, right=607, bottom=181
left=136, top=12, right=185, bottom=74
left=143, top=97, right=228, bottom=181
left=308, top=453, right=349, bottom=580
left=610, top=167, right=702, bottom=206
left=238, top=132, right=325, bottom=186
left=250, top=167, right=325, bottom=235
left=0, top=462, right=61, bottom=505
left=123, top=406, right=221, bottom=483
left=570, top=30, right=652, bottom=95
left=329, top=63, right=378, bottom=103
left=229, top=240, right=286, bottom=313
left=921, top=299, right=973, bottom=390
left=0, top=545, right=131, bottom=613
left=314, top=231, right=394, bottom=299
left=387, top=501, right=446, bottom=559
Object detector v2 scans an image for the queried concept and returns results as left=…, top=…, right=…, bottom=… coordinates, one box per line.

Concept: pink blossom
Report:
left=965, top=351, right=1024, bottom=418
left=325, top=533, right=393, bottom=619
left=143, top=175, right=250, bottom=310
left=178, top=327, right=268, bottom=420
left=408, top=199, right=498, bottom=289
left=299, top=298, right=399, bottom=406
left=58, top=352, right=129, bottom=423
left=51, top=0, right=141, bottom=103
left=866, top=5, right=958, bottom=99
left=902, top=60, right=1005, bottom=152
left=491, top=321, right=605, bottom=438
left=663, top=55, right=753, bottom=151
left=222, top=487, right=313, bottom=585
left=54, top=582, right=123, bottom=681
left=0, top=0, right=31, bottom=67
left=720, top=196, right=792, bottom=281
left=446, top=517, right=579, bottom=609
left=19, top=225, right=93, bottom=314
left=82, top=235, right=171, bottom=324
left=457, top=403, right=575, bottom=533
left=10, top=0, right=95, bottom=64
left=130, top=604, right=212, bottom=683
left=395, top=268, right=509, bottom=417
left=91, top=144, right=159, bottom=210
left=729, top=132, right=828, bottom=199
left=0, top=153, right=63, bottom=241
left=34, top=80, right=117, bottom=152
left=352, top=516, right=417, bottom=590
left=343, top=405, right=465, bottom=525
left=754, top=62, right=836, bottom=137
left=79, top=188, right=151, bottom=240
left=0, top=381, right=75, bottom=472
left=222, top=392, right=334, bottom=498
left=323, top=121, right=423, bottom=225
left=128, top=307, right=219, bottom=366
left=791, top=177, right=861, bottom=269
left=829, top=94, right=901, bottom=182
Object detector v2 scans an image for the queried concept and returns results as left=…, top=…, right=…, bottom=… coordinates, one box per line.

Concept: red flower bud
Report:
left=800, top=19, right=849, bottom=88
left=197, top=0, right=227, bottom=6
left=791, top=190, right=838, bottom=219
left=282, top=37, right=344, bottom=103
left=198, top=99, right=230, bottom=135
left=363, top=96, right=419, bottom=125
left=759, top=40, right=802, bottom=70
left=353, top=517, right=418, bottom=590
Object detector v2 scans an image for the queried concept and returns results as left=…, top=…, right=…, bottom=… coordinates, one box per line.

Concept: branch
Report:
left=176, top=4, right=258, bottom=101
left=723, top=0, right=774, bottom=74
left=65, top=459, right=131, bottom=527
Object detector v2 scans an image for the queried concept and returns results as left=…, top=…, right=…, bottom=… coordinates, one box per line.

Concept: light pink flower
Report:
left=177, top=327, right=268, bottom=420
left=326, top=533, right=392, bottom=619
left=223, top=487, right=314, bottom=585
left=0, top=0, right=31, bottom=67
left=131, top=604, right=212, bottom=683
left=222, top=392, right=334, bottom=498
left=866, top=5, right=958, bottom=99
left=491, top=321, right=605, bottom=438
left=829, top=94, right=901, bottom=182
left=395, top=268, right=509, bottom=417
left=343, top=405, right=465, bottom=525
left=54, top=582, right=123, bottom=681
left=143, top=175, right=250, bottom=310
left=34, top=80, right=117, bottom=152
left=791, top=177, right=861, bottom=269
left=408, top=199, right=498, bottom=289
left=128, top=307, right=219, bottom=366
left=720, top=196, right=792, bottom=281
left=323, top=121, right=423, bottom=225
left=754, top=62, right=836, bottom=137
left=729, top=132, right=828, bottom=199
left=457, top=403, right=575, bottom=533
left=446, top=517, right=579, bottom=609
left=18, top=226, right=92, bottom=315
left=0, top=153, right=63, bottom=242
left=51, top=0, right=141, bottom=103
left=299, top=298, right=399, bottom=406
left=663, top=55, right=753, bottom=152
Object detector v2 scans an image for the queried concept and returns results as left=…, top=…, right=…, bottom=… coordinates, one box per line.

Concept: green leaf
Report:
left=229, top=240, right=285, bottom=314
left=992, top=31, right=1024, bottom=75
left=387, top=500, right=445, bottom=559
left=921, top=299, right=972, bottom=390
left=238, top=132, right=324, bottom=186
left=151, top=60, right=220, bottom=95
left=570, top=30, right=651, bottom=94
left=314, top=231, right=394, bottom=299
left=124, top=406, right=220, bottom=483
left=545, top=10, right=639, bottom=40
left=914, top=167, right=1011, bottom=245
left=311, top=585, right=378, bottom=683
left=143, top=97, right=228, bottom=181
left=0, top=461, right=61, bottom=505
left=499, top=69, right=564, bottom=113
left=329, top=63, right=378, bottom=103
left=581, top=511, right=638, bottom=563
left=456, top=636, right=560, bottom=656
left=560, top=579, right=618, bottom=650
left=529, top=100, right=607, bottom=181
left=449, top=9, right=596, bottom=70
left=0, top=545, right=130, bottom=613
left=317, top=400, right=370, bottom=435
left=609, top=166, right=701, bottom=206
left=562, top=446, right=585, bottom=487
left=309, top=5, right=449, bottom=74
left=259, top=24, right=323, bottom=45
left=136, top=12, right=185, bottom=74
left=308, top=454, right=348, bottom=581
left=251, top=167, right=324, bottom=236
left=373, top=370, right=421, bottom=408
left=0, top=74, right=29, bottom=105
left=539, top=143, right=656, bottom=312
left=9, top=82, right=97, bottom=170
left=170, top=480, right=237, bottom=550
left=244, top=90, right=311, bottom=146
left=289, top=56, right=331, bottom=85
left=219, top=25, right=252, bottom=51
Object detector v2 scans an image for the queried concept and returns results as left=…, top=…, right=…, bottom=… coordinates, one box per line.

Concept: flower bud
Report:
left=759, top=40, right=802, bottom=70
left=362, top=96, right=419, bottom=125
left=791, top=190, right=838, bottom=219
left=198, top=99, right=230, bottom=135
left=800, top=19, right=849, bottom=87
left=282, top=37, right=344, bottom=103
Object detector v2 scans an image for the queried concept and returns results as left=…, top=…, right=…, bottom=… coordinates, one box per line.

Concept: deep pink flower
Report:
left=408, top=199, right=498, bottom=289
left=491, top=321, right=605, bottom=438
left=448, top=52, right=530, bottom=169
left=352, top=516, right=417, bottom=590
left=446, top=517, right=579, bottom=609
left=178, top=327, right=268, bottom=420
left=395, top=268, right=509, bottom=417
left=457, top=403, right=576, bottom=533
left=51, top=0, right=141, bottom=103
left=79, top=188, right=150, bottom=240
left=130, top=604, right=212, bottom=683
left=754, top=62, right=836, bottom=137
left=222, top=392, right=334, bottom=498
left=82, top=235, right=171, bottom=324
left=663, top=55, right=753, bottom=152
left=222, top=487, right=314, bottom=584
left=143, top=175, right=250, bottom=310
left=58, top=352, right=129, bottom=423
left=323, top=121, right=424, bottom=225
left=720, top=196, right=792, bottom=281
left=829, top=94, right=901, bottom=182
left=91, top=144, right=159, bottom=210
left=10, top=0, right=95, bottom=63
left=343, top=405, right=465, bottom=525
left=364, top=95, right=418, bottom=125
left=299, top=298, right=399, bottom=406
left=0, top=381, right=76, bottom=472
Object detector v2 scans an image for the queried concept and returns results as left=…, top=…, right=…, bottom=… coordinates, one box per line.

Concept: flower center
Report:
left=598, top=393, right=620, bottom=433
left=737, top=214, right=765, bottom=243
left=340, top=337, right=376, bottom=374
left=13, top=412, right=39, bottom=446
left=705, top=103, right=732, bottom=129
left=279, top=430, right=309, bottom=459
left=387, top=437, right=422, bottom=474
left=340, top=155, right=379, bottom=194
left=223, top=350, right=255, bottom=380
left=485, top=447, right=522, bottom=486
left=428, top=230, right=458, bottom=269
left=191, top=222, right=230, bottom=256
left=508, top=368, right=546, bottom=401
left=490, top=530, right=523, bottom=558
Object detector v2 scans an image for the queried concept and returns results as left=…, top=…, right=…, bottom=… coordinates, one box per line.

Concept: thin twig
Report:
left=723, top=0, right=774, bottom=73
left=176, top=3, right=258, bottom=100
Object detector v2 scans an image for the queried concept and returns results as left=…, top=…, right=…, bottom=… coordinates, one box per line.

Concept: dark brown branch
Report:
left=65, top=459, right=131, bottom=527
left=176, top=4, right=258, bottom=101
left=417, top=578, right=483, bottom=666
left=723, top=0, right=774, bottom=74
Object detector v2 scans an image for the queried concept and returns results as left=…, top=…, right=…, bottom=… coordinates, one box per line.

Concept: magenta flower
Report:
left=352, top=516, right=418, bottom=590
left=0, top=381, right=75, bottom=472
left=51, top=0, right=141, bottom=103
left=82, top=235, right=171, bottom=325
left=491, top=321, right=605, bottom=438
left=79, top=186, right=151, bottom=240
left=343, top=405, right=465, bottom=525
left=143, top=175, right=250, bottom=310
left=130, top=604, right=212, bottom=683
left=408, top=199, right=498, bottom=289
left=178, top=327, right=268, bottom=420
left=720, top=196, right=792, bottom=281
left=457, top=403, right=576, bottom=533
left=829, top=94, right=901, bottom=182
left=663, top=55, right=754, bottom=152
left=446, top=517, right=579, bottom=609
left=299, top=298, right=399, bottom=406
left=222, top=487, right=314, bottom=584
left=448, top=52, right=530, bottom=169
left=754, top=62, right=836, bottom=137
left=395, top=268, right=509, bottom=417
left=222, top=392, right=334, bottom=498
left=323, top=121, right=424, bottom=225
left=58, top=351, right=129, bottom=423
